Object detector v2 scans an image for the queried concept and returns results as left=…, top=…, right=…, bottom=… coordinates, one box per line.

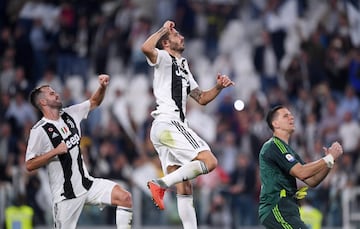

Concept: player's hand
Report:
left=56, top=141, right=68, bottom=155
left=327, top=141, right=343, bottom=160
left=163, top=20, right=175, bottom=32
left=99, top=74, right=110, bottom=88
left=216, top=73, right=235, bottom=89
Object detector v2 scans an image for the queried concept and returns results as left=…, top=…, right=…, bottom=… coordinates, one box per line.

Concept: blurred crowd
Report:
left=1, top=0, right=360, bottom=228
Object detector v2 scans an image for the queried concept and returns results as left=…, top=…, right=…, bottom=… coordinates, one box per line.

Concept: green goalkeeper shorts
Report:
left=262, top=197, right=308, bottom=229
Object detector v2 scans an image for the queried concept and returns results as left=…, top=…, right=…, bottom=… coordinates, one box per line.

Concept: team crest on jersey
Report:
left=180, top=59, right=188, bottom=73
left=285, top=154, right=295, bottom=162
left=174, top=58, right=189, bottom=77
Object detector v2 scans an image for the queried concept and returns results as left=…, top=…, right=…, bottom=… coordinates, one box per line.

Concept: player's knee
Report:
left=121, top=191, right=133, bottom=208
left=197, top=151, right=218, bottom=172
left=113, top=187, right=133, bottom=208
left=207, top=156, right=218, bottom=172
left=201, top=157, right=217, bottom=173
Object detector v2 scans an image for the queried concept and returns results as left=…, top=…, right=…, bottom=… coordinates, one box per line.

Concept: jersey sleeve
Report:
left=184, top=59, right=199, bottom=90
left=63, top=100, right=90, bottom=122
left=145, top=48, right=163, bottom=67
left=25, top=127, right=51, bottom=161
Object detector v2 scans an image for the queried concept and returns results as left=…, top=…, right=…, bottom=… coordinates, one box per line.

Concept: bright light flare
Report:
left=234, top=99, right=245, bottom=111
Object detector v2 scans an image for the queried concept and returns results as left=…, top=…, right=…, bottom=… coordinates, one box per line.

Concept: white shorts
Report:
left=53, top=178, right=117, bottom=229
left=150, top=119, right=210, bottom=174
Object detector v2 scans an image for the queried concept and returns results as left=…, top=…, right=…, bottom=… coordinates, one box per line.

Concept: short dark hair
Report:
left=29, top=85, right=49, bottom=111
left=156, top=32, right=170, bottom=49
left=266, top=105, right=285, bottom=131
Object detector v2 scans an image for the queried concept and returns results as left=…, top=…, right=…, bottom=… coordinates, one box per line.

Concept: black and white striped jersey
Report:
left=146, top=48, right=199, bottom=122
left=25, top=101, right=93, bottom=203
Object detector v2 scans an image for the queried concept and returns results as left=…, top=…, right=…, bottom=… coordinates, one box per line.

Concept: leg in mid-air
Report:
left=147, top=150, right=217, bottom=210
left=87, top=179, right=133, bottom=229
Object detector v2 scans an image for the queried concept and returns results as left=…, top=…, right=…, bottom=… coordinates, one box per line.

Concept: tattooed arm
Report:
left=190, top=73, right=235, bottom=105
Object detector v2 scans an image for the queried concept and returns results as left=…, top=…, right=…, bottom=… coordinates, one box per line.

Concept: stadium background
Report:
left=1, top=0, right=360, bottom=228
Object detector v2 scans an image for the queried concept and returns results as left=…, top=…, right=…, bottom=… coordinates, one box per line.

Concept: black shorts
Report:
left=262, top=197, right=308, bottom=229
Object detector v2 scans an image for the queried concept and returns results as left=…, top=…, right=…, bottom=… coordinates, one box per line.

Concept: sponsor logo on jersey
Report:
left=65, top=133, right=80, bottom=149
left=285, top=154, right=295, bottom=162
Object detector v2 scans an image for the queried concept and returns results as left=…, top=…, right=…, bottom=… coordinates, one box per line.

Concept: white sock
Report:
left=177, top=194, right=197, bottom=229
left=116, top=206, right=132, bottom=229
left=161, top=160, right=208, bottom=187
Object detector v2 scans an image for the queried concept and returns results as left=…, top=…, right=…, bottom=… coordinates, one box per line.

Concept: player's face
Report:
left=168, top=29, right=185, bottom=53
left=274, top=108, right=295, bottom=133
left=41, top=86, right=62, bottom=109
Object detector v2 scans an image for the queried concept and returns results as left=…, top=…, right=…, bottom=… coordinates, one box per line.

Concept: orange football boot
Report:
left=147, top=180, right=166, bottom=210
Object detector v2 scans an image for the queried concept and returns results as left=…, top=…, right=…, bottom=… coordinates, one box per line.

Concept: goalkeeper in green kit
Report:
left=258, top=105, right=343, bottom=228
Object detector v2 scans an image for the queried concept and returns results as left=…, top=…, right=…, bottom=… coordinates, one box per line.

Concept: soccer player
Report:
left=258, top=105, right=343, bottom=228
left=25, top=74, right=133, bottom=229
left=141, top=20, right=234, bottom=229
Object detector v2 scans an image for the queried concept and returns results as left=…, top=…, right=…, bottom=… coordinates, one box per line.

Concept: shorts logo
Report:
left=285, top=154, right=295, bottom=162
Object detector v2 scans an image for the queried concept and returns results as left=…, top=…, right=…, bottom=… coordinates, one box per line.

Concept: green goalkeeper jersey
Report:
left=258, top=136, right=305, bottom=223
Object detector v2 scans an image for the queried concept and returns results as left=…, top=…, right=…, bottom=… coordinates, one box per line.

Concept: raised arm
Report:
left=290, top=141, right=343, bottom=187
left=141, top=20, right=174, bottom=64
left=190, top=73, right=235, bottom=105
left=89, top=74, right=110, bottom=111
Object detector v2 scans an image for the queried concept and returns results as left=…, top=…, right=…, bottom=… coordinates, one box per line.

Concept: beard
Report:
left=170, top=42, right=185, bottom=53
left=47, top=100, right=63, bottom=110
